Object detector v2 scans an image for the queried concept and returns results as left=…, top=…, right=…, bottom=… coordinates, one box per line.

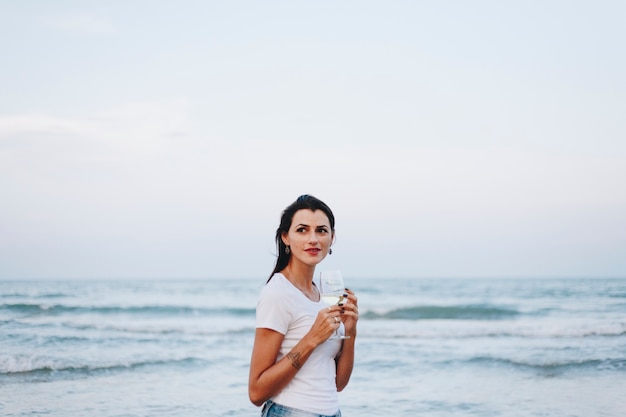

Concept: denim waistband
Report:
left=261, top=400, right=341, bottom=417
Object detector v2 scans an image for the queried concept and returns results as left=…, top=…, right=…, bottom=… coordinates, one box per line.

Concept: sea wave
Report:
left=0, top=303, right=256, bottom=317
left=2, top=321, right=257, bottom=341
left=363, top=305, right=521, bottom=320
left=359, top=320, right=626, bottom=339
left=1, top=292, right=70, bottom=299
left=466, top=356, right=626, bottom=374
left=0, top=355, right=206, bottom=377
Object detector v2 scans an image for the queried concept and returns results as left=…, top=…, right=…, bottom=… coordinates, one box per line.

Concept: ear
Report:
left=281, top=232, right=289, bottom=247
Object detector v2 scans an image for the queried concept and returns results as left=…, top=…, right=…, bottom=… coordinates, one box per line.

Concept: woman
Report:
left=249, top=195, right=359, bottom=417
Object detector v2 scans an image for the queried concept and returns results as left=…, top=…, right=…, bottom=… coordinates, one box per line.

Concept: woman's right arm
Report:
left=248, top=328, right=315, bottom=406
left=248, top=308, right=340, bottom=406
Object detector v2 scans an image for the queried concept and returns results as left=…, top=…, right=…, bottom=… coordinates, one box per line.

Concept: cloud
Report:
left=0, top=99, right=190, bottom=153
left=0, top=114, right=91, bottom=136
left=39, top=11, right=115, bottom=34
left=3, top=102, right=625, bottom=218
left=2, top=101, right=625, bottom=278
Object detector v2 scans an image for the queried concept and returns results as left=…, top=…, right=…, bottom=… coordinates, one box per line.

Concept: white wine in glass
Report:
left=319, top=270, right=349, bottom=339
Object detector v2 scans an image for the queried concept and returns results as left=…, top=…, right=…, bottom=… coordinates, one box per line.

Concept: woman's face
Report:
left=282, top=209, right=333, bottom=268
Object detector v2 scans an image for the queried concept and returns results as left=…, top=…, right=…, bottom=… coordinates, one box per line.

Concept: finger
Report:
left=327, top=317, right=336, bottom=330
left=342, top=292, right=356, bottom=302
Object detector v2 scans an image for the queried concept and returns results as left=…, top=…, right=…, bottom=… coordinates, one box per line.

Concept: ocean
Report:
left=1, top=277, right=625, bottom=416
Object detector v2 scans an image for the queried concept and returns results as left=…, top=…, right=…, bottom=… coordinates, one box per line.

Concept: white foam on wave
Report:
left=0, top=354, right=59, bottom=374
left=358, top=318, right=626, bottom=339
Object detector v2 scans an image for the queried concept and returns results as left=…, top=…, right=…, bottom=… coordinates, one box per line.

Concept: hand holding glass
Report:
left=319, top=270, right=349, bottom=339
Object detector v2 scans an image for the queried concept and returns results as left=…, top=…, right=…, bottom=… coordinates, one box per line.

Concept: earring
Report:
left=285, top=246, right=291, bottom=255
left=329, top=248, right=333, bottom=255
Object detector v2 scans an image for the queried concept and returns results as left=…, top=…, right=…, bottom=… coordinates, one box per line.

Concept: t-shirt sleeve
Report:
left=256, top=286, right=291, bottom=334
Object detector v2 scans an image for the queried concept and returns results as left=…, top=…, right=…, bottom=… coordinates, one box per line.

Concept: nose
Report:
left=308, top=230, right=319, bottom=244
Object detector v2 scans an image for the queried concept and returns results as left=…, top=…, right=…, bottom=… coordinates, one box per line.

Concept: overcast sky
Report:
left=1, top=1, right=625, bottom=280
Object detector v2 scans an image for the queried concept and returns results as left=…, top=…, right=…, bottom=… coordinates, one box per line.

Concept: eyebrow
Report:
left=295, top=224, right=329, bottom=228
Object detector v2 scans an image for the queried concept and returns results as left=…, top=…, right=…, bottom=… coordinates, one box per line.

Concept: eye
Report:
left=317, top=227, right=329, bottom=234
left=296, top=227, right=306, bottom=233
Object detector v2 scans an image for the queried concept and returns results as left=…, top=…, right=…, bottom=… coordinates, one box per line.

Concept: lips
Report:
left=305, top=248, right=321, bottom=254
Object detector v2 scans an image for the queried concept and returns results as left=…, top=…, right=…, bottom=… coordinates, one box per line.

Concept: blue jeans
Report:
left=261, top=400, right=342, bottom=417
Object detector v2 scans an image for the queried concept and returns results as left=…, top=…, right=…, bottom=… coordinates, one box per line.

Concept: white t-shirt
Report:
left=256, top=273, right=343, bottom=415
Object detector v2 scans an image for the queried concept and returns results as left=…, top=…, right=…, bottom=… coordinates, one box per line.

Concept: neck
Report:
left=282, top=262, right=315, bottom=288
left=281, top=262, right=318, bottom=301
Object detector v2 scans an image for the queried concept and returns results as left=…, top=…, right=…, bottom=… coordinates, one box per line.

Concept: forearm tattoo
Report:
left=286, top=351, right=302, bottom=370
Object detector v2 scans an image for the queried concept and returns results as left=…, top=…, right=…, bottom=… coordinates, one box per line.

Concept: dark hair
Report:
left=267, top=194, right=335, bottom=282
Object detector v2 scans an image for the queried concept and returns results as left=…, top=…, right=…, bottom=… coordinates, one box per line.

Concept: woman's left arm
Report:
left=335, top=289, right=359, bottom=391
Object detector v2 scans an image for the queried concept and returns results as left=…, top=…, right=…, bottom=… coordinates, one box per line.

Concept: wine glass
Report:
left=319, top=270, right=349, bottom=339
